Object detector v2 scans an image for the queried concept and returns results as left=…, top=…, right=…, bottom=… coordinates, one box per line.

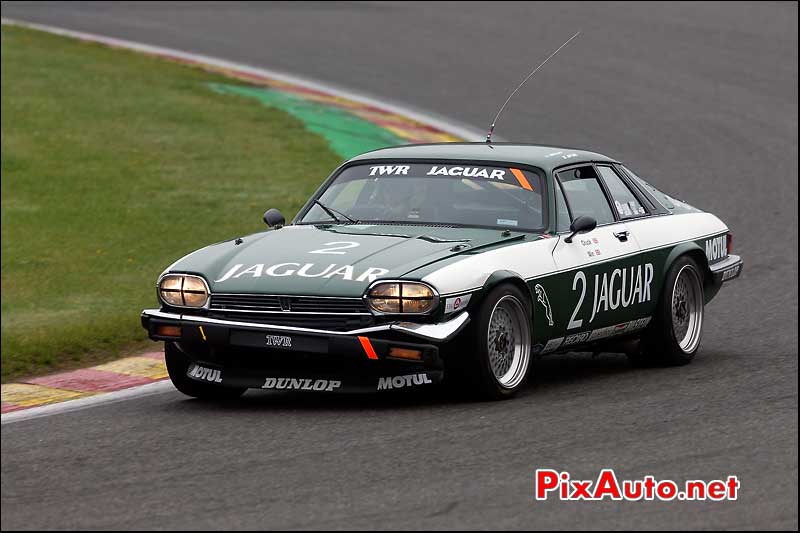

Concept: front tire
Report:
left=165, top=342, right=246, bottom=400
left=636, top=256, right=705, bottom=366
left=457, top=283, right=533, bottom=400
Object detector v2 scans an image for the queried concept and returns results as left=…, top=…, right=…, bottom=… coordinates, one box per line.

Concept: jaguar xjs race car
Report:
left=141, top=143, right=743, bottom=400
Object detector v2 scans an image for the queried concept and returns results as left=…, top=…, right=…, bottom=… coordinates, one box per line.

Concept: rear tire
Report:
left=455, top=283, right=533, bottom=400
left=634, top=256, right=705, bottom=366
left=165, top=342, right=246, bottom=400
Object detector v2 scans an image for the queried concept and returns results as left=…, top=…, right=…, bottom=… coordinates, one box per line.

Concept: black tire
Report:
left=165, top=342, right=246, bottom=400
left=633, top=256, right=705, bottom=366
left=453, top=283, right=533, bottom=400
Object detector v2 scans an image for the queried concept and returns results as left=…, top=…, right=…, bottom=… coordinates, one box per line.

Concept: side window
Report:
left=556, top=165, right=615, bottom=225
left=553, top=179, right=572, bottom=232
left=596, top=165, right=647, bottom=218
left=620, top=165, right=675, bottom=209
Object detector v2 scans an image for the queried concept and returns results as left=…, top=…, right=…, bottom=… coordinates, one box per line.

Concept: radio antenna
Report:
left=485, top=30, right=581, bottom=144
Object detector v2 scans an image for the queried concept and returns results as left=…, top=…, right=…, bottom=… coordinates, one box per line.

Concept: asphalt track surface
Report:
left=1, top=1, right=797, bottom=530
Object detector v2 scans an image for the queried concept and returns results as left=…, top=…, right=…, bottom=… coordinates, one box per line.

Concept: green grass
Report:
left=0, top=26, right=342, bottom=381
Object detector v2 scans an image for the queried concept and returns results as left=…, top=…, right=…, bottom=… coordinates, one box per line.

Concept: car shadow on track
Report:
left=163, top=352, right=649, bottom=413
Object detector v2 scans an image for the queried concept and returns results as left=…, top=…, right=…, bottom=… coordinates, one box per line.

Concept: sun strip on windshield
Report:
left=510, top=168, right=534, bottom=191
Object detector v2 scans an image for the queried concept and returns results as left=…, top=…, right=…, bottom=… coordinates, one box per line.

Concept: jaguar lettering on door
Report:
left=532, top=252, right=663, bottom=343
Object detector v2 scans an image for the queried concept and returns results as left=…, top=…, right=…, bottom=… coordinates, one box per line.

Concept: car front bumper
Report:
left=141, top=309, right=470, bottom=392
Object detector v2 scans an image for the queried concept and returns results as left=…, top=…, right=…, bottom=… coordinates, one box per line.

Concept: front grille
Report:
left=212, top=294, right=283, bottom=311
left=210, top=294, right=369, bottom=314
left=207, top=294, right=373, bottom=331
left=206, top=311, right=375, bottom=331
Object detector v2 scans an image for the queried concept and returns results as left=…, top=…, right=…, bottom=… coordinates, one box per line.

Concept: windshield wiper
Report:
left=313, top=199, right=359, bottom=224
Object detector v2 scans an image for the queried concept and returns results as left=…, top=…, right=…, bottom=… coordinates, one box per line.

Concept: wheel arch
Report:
left=663, top=242, right=717, bottom=303
left=478, top=270, right=534, bottom=309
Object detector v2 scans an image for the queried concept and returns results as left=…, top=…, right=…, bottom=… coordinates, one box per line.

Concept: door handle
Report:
left=613, top=230, right=630, bottom=242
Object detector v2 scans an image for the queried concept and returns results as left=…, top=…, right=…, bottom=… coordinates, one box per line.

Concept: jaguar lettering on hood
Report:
left=214, top=263, right=389, bottom=283
left=164, top=224, right=526, bottom=297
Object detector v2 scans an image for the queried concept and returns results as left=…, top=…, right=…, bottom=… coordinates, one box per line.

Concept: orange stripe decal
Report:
left=358, top=336, right=379, bottom=360
left=510, top=168, right=533, bottom=191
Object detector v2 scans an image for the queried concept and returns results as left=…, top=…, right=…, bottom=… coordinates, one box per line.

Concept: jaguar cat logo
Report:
left=535, top=284, right=554, bottom=326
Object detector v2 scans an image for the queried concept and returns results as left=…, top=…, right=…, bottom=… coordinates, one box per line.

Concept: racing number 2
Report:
left=309, top=241, right=360, bottom=255
left=568, top=271, right=586, bottom=330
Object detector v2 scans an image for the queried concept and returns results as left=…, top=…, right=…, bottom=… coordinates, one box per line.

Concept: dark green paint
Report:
left=524, top=248, right=663, bottom=345
left=161, top=144, right=727, bottom=357
left=350, top=143, right=618, bottom=174
left=168, top=224, right=529, bottom=298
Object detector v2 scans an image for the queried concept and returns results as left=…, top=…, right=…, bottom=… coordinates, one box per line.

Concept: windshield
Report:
left=300, top=162, right=546, bottom=231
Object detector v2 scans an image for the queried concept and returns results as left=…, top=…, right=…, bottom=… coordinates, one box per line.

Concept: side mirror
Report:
left=263, top=208, right=285, bottom=229
left=564, top=216, right=597, bottom=243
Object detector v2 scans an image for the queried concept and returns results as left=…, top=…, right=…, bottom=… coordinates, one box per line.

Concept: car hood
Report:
left=166, top=224, right=533, bottom=297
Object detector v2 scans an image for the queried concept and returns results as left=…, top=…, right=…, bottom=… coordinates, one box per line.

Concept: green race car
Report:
left=141, top=143, right=743, bottom=400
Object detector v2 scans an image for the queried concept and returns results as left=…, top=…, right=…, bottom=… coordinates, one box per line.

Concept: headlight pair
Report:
left=365, top=281, right=437, bottom=314
left=158, top=274, right=209, bottom=308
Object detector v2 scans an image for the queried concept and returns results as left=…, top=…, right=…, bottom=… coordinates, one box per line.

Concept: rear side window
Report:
left=556, top=165, right=615, bottom=225
left=621, top=166, right=675, bottom=210
left=596, top=165, right=647, bottom=218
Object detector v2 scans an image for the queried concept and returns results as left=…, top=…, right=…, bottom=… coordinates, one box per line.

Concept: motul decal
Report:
left=377, top=373, right=433, bottom=391
left=705, top=235, right=728, bottom=263
left=187, top=364, right=222, bottom=383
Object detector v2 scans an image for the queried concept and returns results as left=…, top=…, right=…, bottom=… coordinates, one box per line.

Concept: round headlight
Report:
left=366, top=281, right=437, bottom=314
left=159, top=275, right=184, bottom=306
left=158, top=274, right=209, bottom=308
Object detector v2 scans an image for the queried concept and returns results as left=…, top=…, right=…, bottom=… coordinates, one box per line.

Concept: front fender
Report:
left=479, top=270, right=534, bottom=307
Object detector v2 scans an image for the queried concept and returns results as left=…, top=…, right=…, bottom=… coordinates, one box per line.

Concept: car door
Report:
left=543, top=164, right=650, bottom=348
left=594, top=163, right=663, bottom=322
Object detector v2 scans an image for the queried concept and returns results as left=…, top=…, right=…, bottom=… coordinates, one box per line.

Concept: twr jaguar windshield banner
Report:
left=340, top=163, right=540, bottom=191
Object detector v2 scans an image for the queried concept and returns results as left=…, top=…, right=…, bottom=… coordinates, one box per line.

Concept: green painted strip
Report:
left=208, top=83, right=406, bottom=159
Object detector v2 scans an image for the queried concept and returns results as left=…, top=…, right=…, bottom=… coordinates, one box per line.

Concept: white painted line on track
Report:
left=0, top=17, right=487, bottom=423
left=1, top=17, right=485, bottom=142
left=2, top=381, right=176, bottom=425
